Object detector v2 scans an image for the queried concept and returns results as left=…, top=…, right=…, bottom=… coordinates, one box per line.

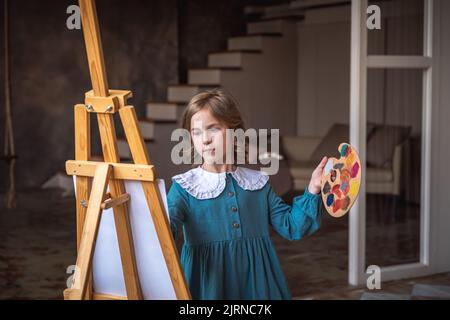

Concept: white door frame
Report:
left=349, top=0, right=435, bottom=285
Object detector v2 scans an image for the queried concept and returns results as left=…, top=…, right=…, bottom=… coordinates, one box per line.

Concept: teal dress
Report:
left=167, top=169, right=324, bottom=300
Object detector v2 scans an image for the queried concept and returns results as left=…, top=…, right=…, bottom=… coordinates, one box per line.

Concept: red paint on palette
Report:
left=351, top=162, right=360, bottom=178
left=333, top=198, right=344, bottom=213
left=332, top=184, right=342, bottom=197
left=332, top=200, right=340, bottom=213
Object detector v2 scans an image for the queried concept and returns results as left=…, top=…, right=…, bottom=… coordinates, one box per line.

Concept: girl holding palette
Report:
left=167, top=89, right=327, bottom=300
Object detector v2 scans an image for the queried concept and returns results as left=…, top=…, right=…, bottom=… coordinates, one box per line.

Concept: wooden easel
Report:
left=63, top=0, right=190, bottom=300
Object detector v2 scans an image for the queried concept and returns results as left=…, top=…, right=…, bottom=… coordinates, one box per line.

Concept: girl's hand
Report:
left=308, top=156, right=328, bottom=194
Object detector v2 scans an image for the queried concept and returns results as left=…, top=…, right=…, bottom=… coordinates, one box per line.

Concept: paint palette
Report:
left=321, top=143, right=361, bottom=218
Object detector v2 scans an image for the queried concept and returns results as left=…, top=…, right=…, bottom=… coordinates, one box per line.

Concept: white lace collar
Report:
left=172, top=166, right=269, bottom=199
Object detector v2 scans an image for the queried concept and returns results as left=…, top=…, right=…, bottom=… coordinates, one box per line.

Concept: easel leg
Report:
left=119, top=106, right=191, bottom=300
left=74, top=104, right=93, bottom=299
left=69, top=163, right=111, bottom=300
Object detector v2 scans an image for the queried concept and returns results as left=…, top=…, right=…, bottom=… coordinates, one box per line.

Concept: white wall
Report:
left=296, top=9, right=351, bottom=137
left=297, top=1, right=424, bottom=137
left=430, top=0, right=450, bottom=274
left=221, top=21, right=298, bottom=136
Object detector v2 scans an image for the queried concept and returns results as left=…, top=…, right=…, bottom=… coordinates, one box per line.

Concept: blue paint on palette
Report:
left=326, top=194, right=334, bottom=206
left=340, top=144, right=348, bottom=157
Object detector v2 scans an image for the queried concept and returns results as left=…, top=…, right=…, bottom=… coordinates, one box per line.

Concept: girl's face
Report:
left=190, top=108, right=228, bottom=165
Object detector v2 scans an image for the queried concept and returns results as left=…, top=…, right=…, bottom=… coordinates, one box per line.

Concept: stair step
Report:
left=256, top=15, right=304, bottom=22
left=243, top=5, right=266, bottom=16
left=259, top=1, right=305, bottom=20
left=138, top=119, right=155, bottom=140
left=146, top=102, right=184, bottom=120
left=264, top=2, right=292, bottom=14
left=188, top=68, right=240, bottom=85
left=247, top=19, right=287, bottom=35
left=117, top=138, right=131, bottom=159
left=144, top=117, right=178, bottom=124
left=208, top=50, right=261, bottom=68
left=210, top=49, right=262, bottom=54
left=261, top=12, right=304, bottom=21
left=167, top=85, right=216, bottom=103
left=42, top=172, right=74, bottom=196
left=290, top=0, right=350, bottom=10
left=228, top=33, right=282, bottom=50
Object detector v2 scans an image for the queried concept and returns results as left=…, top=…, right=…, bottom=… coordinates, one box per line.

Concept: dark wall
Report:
left=178, top=0, right=248, bottom=83
left=0, top=0, right=178, bottom=191
left=0, top=0, right=287, bottom=191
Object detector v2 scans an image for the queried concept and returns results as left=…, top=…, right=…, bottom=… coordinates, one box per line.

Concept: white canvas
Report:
left=73, top=177, right=177, bottom=299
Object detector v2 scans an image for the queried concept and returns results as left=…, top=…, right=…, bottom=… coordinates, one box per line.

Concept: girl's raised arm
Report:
left=268, top=184, right=324, bottom=241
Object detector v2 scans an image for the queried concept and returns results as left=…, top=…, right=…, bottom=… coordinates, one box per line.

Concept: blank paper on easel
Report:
left=73, top=178, right=177, bottom=299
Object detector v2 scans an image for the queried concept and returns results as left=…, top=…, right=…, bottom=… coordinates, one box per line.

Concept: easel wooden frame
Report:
left=63, top=0, right=190, bottom=300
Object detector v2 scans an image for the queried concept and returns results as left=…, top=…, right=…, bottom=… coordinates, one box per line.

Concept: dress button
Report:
left=231, top=206, right=237, bottom=212
left=228, top=191, right=234, bottom=197
left=232, top=222, right=240, bottom=229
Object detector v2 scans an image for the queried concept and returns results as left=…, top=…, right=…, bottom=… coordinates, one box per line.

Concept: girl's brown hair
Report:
left=180, top=88, right=249, bottom=164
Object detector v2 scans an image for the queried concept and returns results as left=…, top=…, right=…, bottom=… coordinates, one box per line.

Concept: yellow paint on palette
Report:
left=345, top=151, right=355, bottom=167
left=349, top=179, right=359, bottom=197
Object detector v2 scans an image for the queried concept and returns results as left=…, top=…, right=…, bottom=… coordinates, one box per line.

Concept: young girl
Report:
left=167, top=89, right=327, bottom=300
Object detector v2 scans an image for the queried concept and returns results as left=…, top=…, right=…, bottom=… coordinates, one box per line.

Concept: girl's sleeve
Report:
left=268, top=184, right=324, bottom=241
left=167, top=181, right=189, bottom=241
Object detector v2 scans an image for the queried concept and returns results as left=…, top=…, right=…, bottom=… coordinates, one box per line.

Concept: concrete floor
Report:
left=0, top=188, right=448, bottom=300
left=0, top=189, right=76, bottom=299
